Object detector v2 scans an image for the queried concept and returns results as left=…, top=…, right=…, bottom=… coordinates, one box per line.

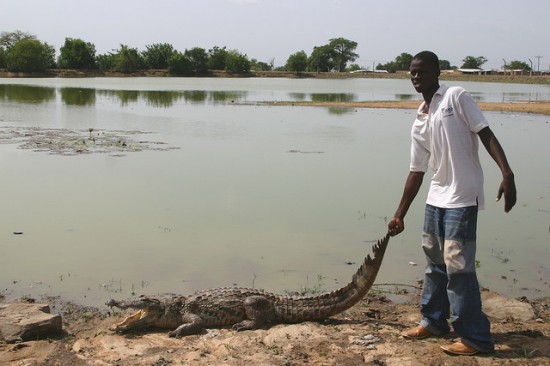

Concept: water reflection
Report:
left=0, top=84, right=55, bottom=104
left=469, top=92, right=484, bottom=102
left=394, top=94, right=415, bottom=101
left=288, top=92, right=307, bottom=101
left=209, top=90, right=247, bottom=104
left=502, top=91, right=546, bottom=102
left=116, top=90, right=140, bottom=106
left=86, top=88, right=249, bottom=107
left=142, top=90, right=183, bottom=108
left=0, top=84, right=255, bottom=108
left=310, top=93, right=356, bottom=103
left=328, top=107, right=356, bottom=115
left=60, top=87, right=96, bottom=106
left=1, top=80, right=548, bottom=110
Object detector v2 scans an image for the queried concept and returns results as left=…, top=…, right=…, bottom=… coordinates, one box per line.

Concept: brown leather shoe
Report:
left=440, top=341, right=479, bottom=356
left=400, top=326, right=432, bottom=339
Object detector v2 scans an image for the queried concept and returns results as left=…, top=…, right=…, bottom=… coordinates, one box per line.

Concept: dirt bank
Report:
left=271, top=100, right=550, bottom=116
left=1, top=291, right=548, bottom=366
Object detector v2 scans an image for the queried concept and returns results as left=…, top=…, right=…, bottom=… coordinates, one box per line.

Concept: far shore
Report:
left=1, top=68, right=550, bottom=85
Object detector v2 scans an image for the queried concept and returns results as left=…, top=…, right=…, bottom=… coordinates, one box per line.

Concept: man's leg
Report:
left=443, top=206, right=494, bottom=353
left=418, top=205, right=451, bottom=335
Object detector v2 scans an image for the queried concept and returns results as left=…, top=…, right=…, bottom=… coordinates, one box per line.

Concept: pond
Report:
left=0, top=77, right=548, bottom=307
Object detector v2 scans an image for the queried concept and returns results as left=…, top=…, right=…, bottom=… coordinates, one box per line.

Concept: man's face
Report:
left=409, top=58, right=439, bottom=94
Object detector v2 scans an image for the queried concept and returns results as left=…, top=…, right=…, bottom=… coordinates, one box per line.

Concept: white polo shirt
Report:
left=410, top=85, right=489, bottom=209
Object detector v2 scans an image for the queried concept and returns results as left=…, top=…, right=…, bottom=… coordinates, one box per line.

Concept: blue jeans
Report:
left=419, top=204, right=494, bottom=352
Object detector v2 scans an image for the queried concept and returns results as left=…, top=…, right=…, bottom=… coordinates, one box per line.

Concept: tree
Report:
left=508, top=60, right=531, bottom=71
left=395, top=53, right=413, bottom=70
left=0, top=30, right=35, bottom=50
left=347, top=63, right=363, bottom=72
left=461, top=56, right=488, bottom=69
left=308, top=45, right=335, bottom=72
left=58, top=38, right=96, bottom=69
left=167, top=51, right=193, bottom=75
left=0, top=48, right=6, bottom=68
left=6, top=38, right=55, bottom=72
left=377, top=53, right=413, bottom=72
left=376, top=61, right=398, bottom=73
left=142, top=43, right=174, bottom=69
left=250, top=59, right=271, bottom=71
left=185, top=47, right=209, bottom=73
left=286, top=51, right=308, bottom=72
left=113, top=45, right=142, bottom=73
left=328, top=37, right=358, bottom=72
left=208, top=46, right=228, bottom=70
left=225, top=50, right=250, bottom=73
left=96, top=52, right=116, bottom=70
left=439, top=59, right=453, bottom=70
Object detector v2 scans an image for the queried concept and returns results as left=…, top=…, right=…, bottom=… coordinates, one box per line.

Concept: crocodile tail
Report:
left=276, top=234, right=390, bottom=322
left=347, top=233, right=390, bottom=301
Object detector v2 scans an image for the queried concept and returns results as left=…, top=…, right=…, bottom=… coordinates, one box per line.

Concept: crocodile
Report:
left=106, top=233, right=389, bottom=337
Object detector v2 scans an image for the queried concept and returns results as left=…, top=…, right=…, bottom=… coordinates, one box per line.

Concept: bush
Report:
left=142, top=43, right=174, bottom=69
left=168, top=52, right=193, bottom=75
left=208, top=46, right=227, bottom=70
left=58, top=38, right=96, bottom=69
left=6, top=38, right=55, bottom=72
left=96, top=53, right=116, bottom=70
left=225, top=50, right=250, bottom=73
left=286, top=51, right=308, bottom=72
left=113, top=45, right=142, bottom=73
left=185, top=47, right=209, bottom=74
left=0, top=48, right=6, bottom=68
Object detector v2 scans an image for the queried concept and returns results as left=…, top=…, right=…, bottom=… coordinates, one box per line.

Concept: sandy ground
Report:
left=1, top=291, right=548, bottom=366
left=272, top=100, right=550, bottom=116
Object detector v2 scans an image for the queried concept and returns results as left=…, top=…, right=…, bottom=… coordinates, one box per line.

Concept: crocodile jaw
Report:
left=110, top=309, right=149, bottom=331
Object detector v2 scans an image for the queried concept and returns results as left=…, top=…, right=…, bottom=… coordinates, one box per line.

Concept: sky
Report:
left=1, top=0, right=549, bottom=71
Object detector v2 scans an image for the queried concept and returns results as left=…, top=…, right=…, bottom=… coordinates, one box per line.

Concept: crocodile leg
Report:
left=168, top=313, right=205, bottom=337
left=232, top=295, right=273, bottom=331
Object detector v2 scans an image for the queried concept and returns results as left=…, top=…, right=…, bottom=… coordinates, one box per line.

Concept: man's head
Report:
left=410, top=51, right=440, bottom=95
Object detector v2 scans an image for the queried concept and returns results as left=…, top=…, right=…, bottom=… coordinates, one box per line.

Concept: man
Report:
left=387, top=51, right=517, bottom=356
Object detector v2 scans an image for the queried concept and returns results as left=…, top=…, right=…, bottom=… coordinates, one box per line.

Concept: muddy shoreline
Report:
left=270, top=99, right=550, bottom=116
left=1, top=291, right=548, bottom=365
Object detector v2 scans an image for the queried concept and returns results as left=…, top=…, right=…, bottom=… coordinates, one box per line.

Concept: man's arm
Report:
left=388, top=171, right=425, bottom=236
left=478, top=127, right=517, bottom=212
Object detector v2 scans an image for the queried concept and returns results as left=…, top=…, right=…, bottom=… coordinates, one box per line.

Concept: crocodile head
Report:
left=106, top=295, right=172, bottom=332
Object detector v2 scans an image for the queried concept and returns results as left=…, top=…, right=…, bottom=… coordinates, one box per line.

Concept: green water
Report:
left=0, top=78, right=548, bottom=307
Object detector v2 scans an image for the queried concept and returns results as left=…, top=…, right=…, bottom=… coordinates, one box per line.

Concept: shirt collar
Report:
left=417, top=84, right=448, bottom=115
left=434, top=84, right=448, bottom=97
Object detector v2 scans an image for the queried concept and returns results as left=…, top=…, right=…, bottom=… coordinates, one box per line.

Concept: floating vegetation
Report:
left=491, top=248, right=512, bottom=264
left=0, top=126, right=178, bottom=156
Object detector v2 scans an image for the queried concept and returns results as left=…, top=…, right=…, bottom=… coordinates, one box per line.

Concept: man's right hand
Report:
left=388, top=217, right=404, bottom=236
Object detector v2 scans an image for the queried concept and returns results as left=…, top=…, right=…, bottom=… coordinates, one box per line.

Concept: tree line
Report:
left=0, top=30, right=534, bottom=75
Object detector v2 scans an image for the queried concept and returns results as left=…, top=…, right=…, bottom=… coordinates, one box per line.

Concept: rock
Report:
left=0, top=302, right=62, bottom=343
left=351, top=334, right=381, bottom=346
left=481, top=291, right=536, bottom=322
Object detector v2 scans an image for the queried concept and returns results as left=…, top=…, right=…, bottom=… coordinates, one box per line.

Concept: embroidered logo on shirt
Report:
left=441, top=106, right=454, bottom=117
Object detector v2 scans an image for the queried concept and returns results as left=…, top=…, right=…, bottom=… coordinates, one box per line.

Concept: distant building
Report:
left=456, top=68, right=490, bottom=75
left=497, top=69, right=530, bottom=75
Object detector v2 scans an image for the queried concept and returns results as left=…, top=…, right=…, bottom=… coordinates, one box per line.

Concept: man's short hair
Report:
left=413, top=51, right=440, bottom=71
